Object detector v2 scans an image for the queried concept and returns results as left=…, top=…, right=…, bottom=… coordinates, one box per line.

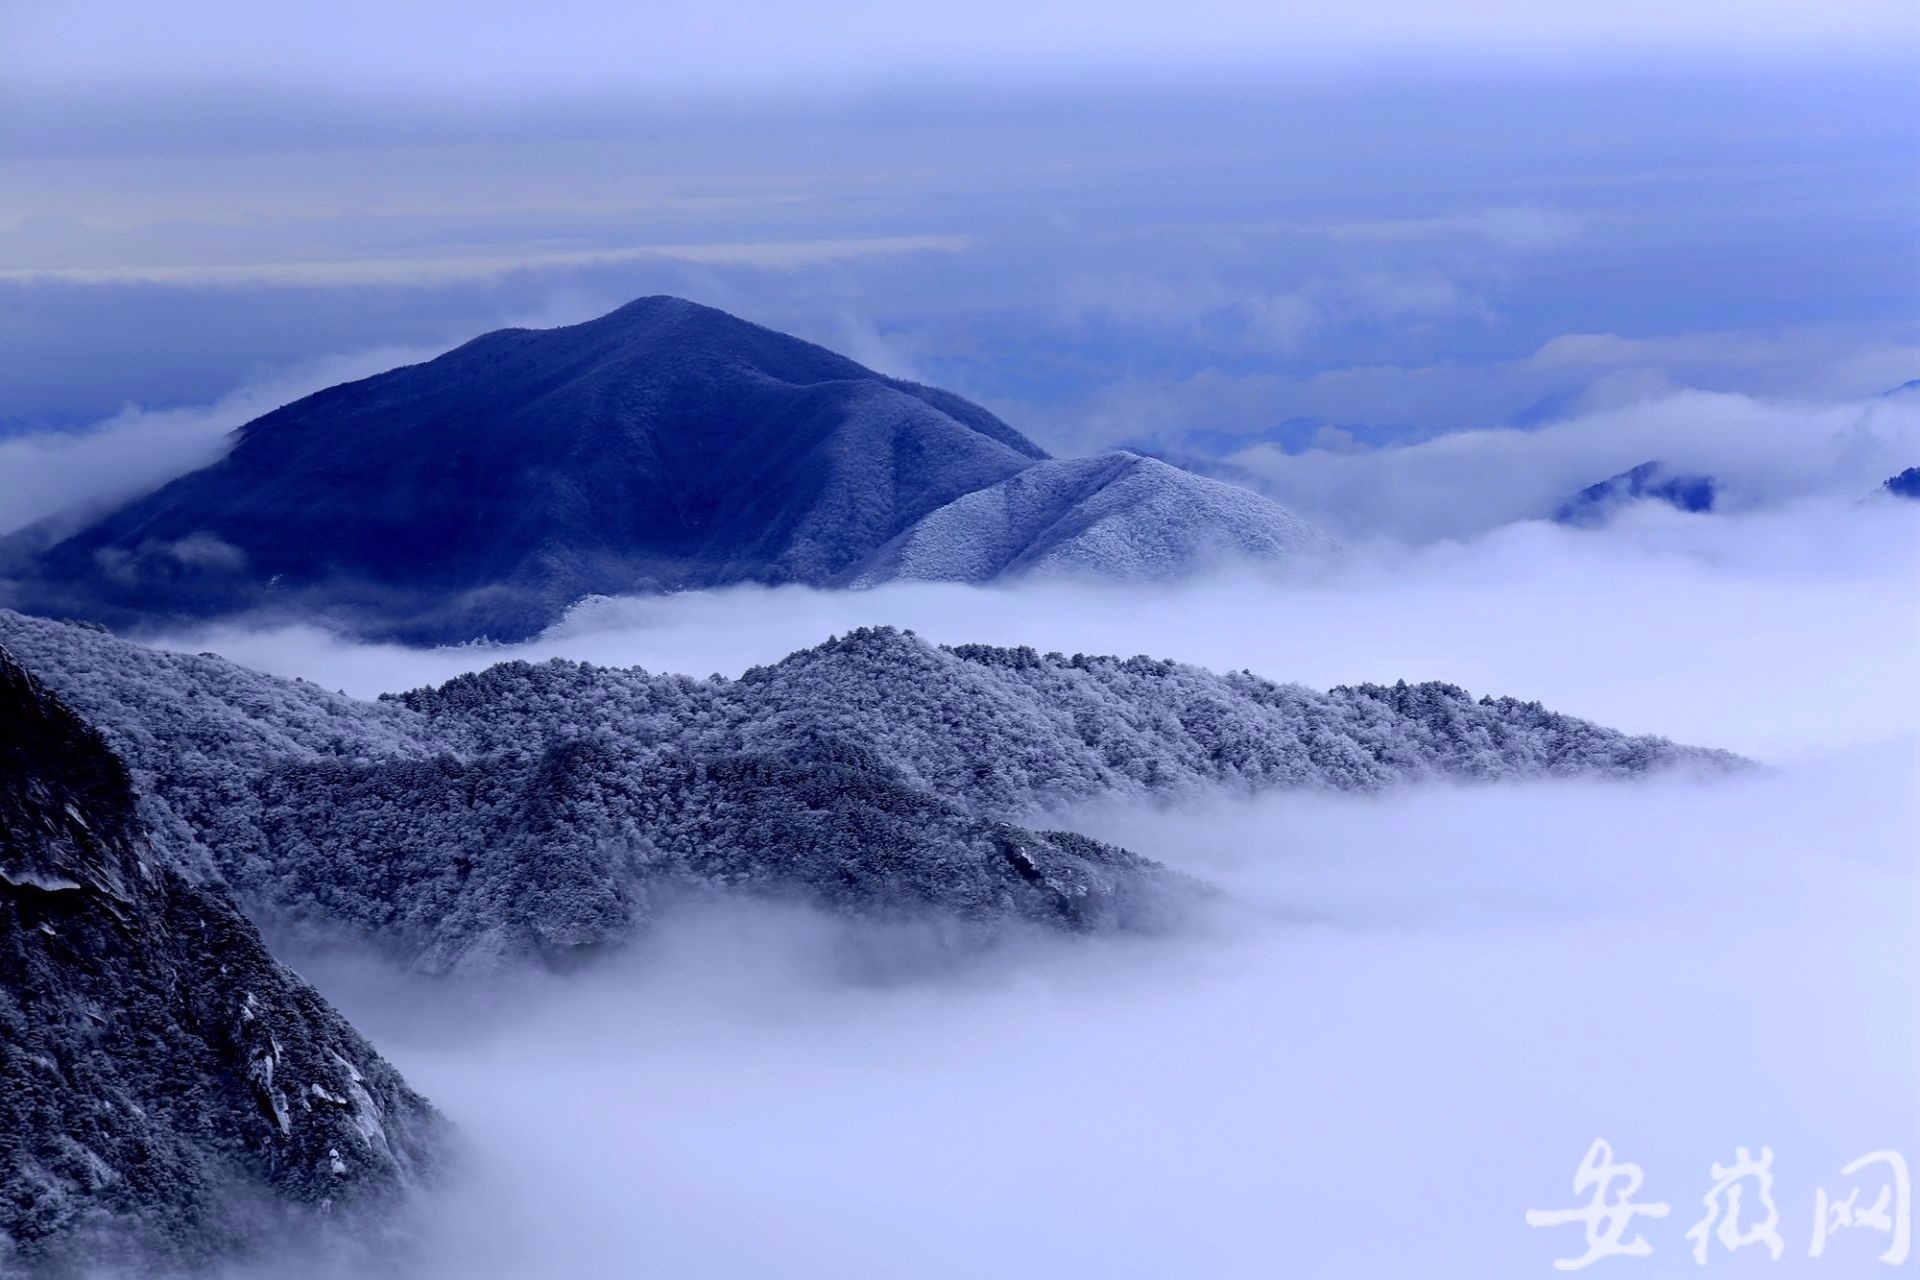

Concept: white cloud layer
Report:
left=263, top=739, right=1915, bottom=1279
left=9, top=0, right=1911, bottom=100
left=0, top=235, right=974, bottom=289
left=88, top=443, right=1916, bottom=1278
left=148, top=496, right=1919, bottom=763
left=1227, top=390, right=1920, bottom=542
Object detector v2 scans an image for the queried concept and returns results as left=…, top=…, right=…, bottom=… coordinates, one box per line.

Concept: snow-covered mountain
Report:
left=1, top=297, right=1047, bottom=643
left=0, top=645, right=439, bottom=1275
left=844, top=452, right=1334, bottom=585
left=1, top=299, right=1326, bottom=644
left=0, top=612, right=1740, bottom=975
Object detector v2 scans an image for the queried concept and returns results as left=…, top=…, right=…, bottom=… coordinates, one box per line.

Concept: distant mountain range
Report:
left=0, top=298, right=1329, bottom=644
left=0, top=611, right=1741, bottom=976
left=0, top=644, right=439, bottom=1274
left=1552, top=460, right=1718, bottom=527
left=1552, top=457, right=1920, bottom=523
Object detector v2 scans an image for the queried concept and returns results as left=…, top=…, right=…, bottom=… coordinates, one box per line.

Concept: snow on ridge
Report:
left=846, top=451, right=1337, bottom=587
left=0, top=611, right=1741, bottom=975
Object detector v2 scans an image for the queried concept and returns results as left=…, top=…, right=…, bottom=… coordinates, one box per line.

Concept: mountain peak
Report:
left=3, top=298, right=1338, bottom=644
left=5, top=300, right=1049, bottom=642
left=567, top=293, right=812, bottom=354
left=1552, top=459, right=1718, bottom=527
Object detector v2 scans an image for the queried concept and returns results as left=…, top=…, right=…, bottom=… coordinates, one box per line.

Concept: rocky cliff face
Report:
left=0, top=646, right=440, bottom=1277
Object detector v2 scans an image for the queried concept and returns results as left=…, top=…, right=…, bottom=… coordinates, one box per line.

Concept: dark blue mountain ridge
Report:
left=2, top=297, right=1049, bottom=643
left=1882, top=466, right=1920, bottom=500
left=1552, top=459, right=1718, bottom=528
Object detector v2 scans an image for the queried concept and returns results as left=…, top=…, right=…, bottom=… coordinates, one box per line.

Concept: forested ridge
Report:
left=0, top=612, right=1740, bottom=974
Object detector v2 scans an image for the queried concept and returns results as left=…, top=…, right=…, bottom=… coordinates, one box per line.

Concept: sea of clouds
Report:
left=148, top=494, right=1918, bottom=764
left=1225, top=387, right=1920, bottom=543
left=299, top=746, right=1911, bottom=1279
left=146, top=492, right=1911, bottom=1279
left=22, top=374, right=1913, bottom=1277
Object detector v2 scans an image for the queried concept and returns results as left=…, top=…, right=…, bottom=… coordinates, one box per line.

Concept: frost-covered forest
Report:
left=2, top=5, right=1913, bottom=1272
left=845, top=451, right=1334, bottom=585
left=0, top=611, right=1738, bottom=974
left=0, top=647, right=440, bottom=1275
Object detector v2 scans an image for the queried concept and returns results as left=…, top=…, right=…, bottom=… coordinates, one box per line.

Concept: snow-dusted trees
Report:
left=0, top=645, right=439, bottom=1270
left=0, top=612, right=1740, bottom=973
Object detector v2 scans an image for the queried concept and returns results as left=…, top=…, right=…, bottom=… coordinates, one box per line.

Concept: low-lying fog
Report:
left=139, top=496, right=1912, bottom=1278
left=278, top=745, right=1914, bottom=1279
left=161, top=497, right=1918, bottom=761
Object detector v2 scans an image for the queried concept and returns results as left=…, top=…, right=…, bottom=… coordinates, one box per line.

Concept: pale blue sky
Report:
left=1, top=2, right=1915, bottom=453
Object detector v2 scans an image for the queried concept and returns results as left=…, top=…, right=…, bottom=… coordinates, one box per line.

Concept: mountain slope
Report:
left=0, top=646, right=439, bottom=1276
left=1552, top=459, right=1718, bottom=527
left=0, top=612, right=1739, bottom=974
left=3, top=298, right=1047, bottom=643
left=845, top=452, right=1334, bottom=585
